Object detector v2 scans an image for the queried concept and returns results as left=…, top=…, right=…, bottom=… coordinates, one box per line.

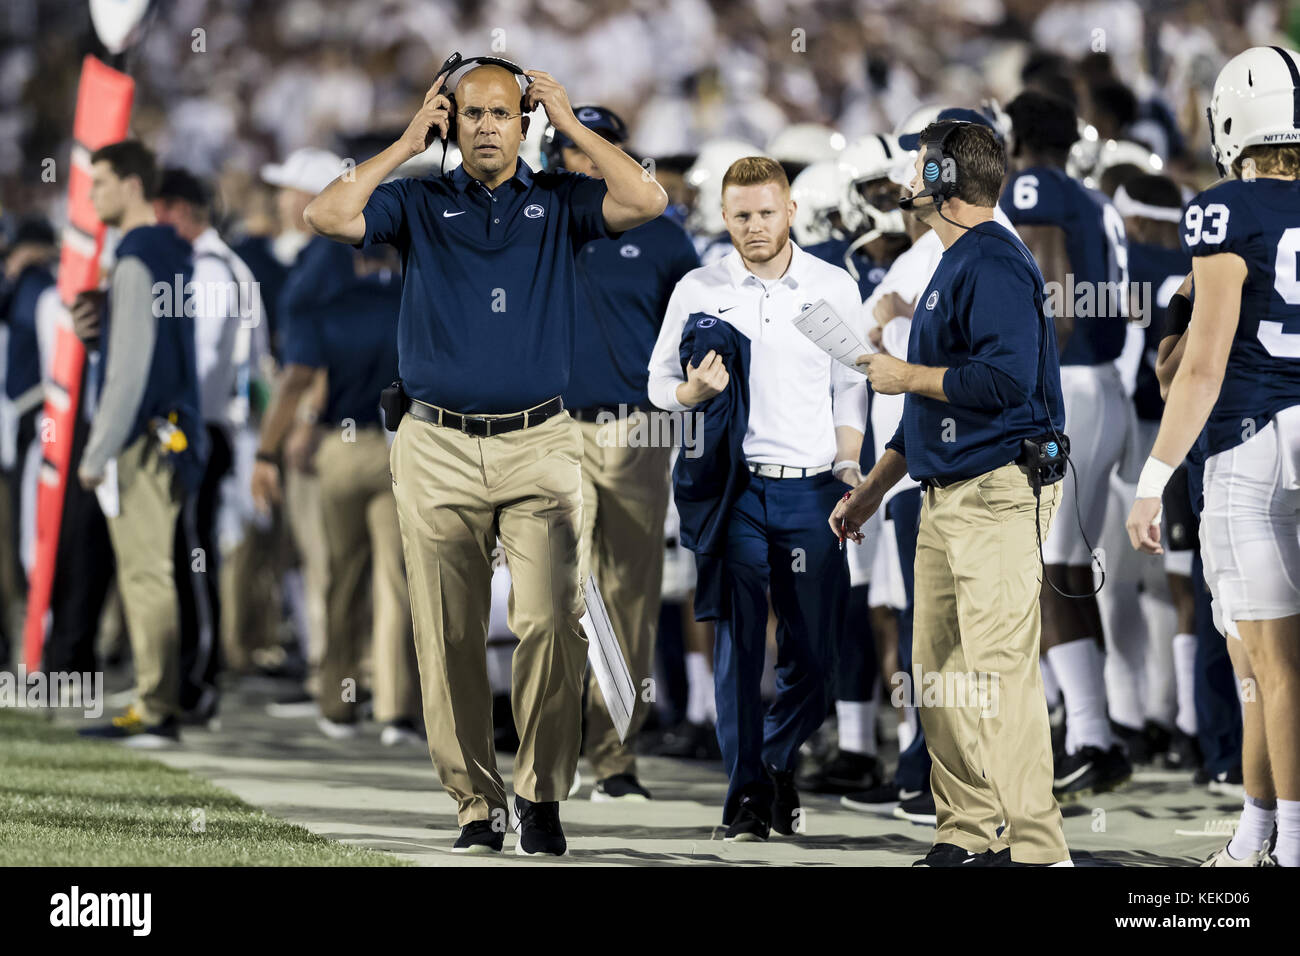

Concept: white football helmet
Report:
left=838, top=134, right=907, bottom=237
left=1208, top=45, right=1300, bottom=172
left=790, top=161, right=846, bottom=245
left=889, top=104, right=945, bottom=185
left=685, top=138, right=767, bottom=237
left=1092, top=139, right=1163, bottom=183
left=766, top=124, right=847, bottom=166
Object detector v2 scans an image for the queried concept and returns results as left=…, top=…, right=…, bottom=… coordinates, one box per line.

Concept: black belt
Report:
left=568, top=402, right=652, bottom=423
left=407, top=396, right=563, bottom=438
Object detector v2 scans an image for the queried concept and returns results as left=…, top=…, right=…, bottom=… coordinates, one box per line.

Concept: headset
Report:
left=899, top=120, right=1102, bottom=598
left=432, top=52, right=531, bottom=172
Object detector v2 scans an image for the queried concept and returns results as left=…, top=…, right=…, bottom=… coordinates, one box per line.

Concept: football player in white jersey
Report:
left=1127, top=46, right=1300, bottom=868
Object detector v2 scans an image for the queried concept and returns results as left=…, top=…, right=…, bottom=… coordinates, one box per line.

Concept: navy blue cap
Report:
left=899, top=108, right=998, bottom=151
left=541, top=105, right=629, bottom=170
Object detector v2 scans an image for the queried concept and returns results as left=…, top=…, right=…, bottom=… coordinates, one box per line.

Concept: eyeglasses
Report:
left=459, top=107, right=522, bottom=125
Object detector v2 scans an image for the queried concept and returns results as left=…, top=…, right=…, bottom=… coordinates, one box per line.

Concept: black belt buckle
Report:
left=460, top=414, right=492, bottom=438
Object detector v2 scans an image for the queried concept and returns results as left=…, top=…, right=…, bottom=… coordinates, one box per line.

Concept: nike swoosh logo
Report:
left=899, top=789, right=923, bottom=801
left=718, top=306, right=734, bottom=313
left=1053, top=762, right=1093, bottom=788
left=443, top=210, right=466, bottom=218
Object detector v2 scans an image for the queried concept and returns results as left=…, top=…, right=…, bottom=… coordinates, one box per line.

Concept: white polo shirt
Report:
left=648, top=240, right=867, bottom=469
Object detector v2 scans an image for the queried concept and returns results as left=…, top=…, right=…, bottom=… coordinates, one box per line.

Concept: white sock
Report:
left=1047, top=640, right=1115, bottom=753
left=837, top=698, right=877, bottom=756
left=1140, top=593, right=1177, bottom=727
left=1041, top=657, right=1062, bottom=709
left=1276, top=799, right=1300, bottom=867
left=685, top=652, right=715, bottom=725
left=1171, top=633, right=1198, bottom=737
left=898, top=708, right=917, bottom=753
left=1227, top=795, right=1276, bottom=861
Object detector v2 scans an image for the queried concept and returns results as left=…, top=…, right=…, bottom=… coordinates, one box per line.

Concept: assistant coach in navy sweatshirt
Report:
left=831, top=121, right=1072, bottom=867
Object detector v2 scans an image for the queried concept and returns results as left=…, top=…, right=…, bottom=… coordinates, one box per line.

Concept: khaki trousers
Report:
left=316, top=426, right=419, bottom=723
left=390, top=409, right=586, bottom=826
left=912, top=462, right=1069, bottom=864
left=284, top=465, right=329, bottom=694
left=105, top=435, right=183, bottom=724
left=576, top=414, right=672, bottom=780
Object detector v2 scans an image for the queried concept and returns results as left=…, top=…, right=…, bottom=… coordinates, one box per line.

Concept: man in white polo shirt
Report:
left=648, top=156, right=867, bottom=841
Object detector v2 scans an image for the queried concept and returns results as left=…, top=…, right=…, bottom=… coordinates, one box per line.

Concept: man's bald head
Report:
left=453, top=64, right=530, bottom=179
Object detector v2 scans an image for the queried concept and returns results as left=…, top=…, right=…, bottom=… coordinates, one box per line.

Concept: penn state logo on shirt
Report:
left=524, top=203, right=545, bottom=219
left=577, top=107, right=603, bottom=122
left=619, top=244, right=641, bottom=258
left=698, top=316, right=718, bottom=328
left=925, top=290, right=939, bottom=310
left=868, top=267, right=886, bottom=285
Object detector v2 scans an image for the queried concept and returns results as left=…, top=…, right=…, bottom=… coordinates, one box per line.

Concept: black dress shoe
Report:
left=723, top=796, right=771, bottom=842
left=769, top=769, right=802, bottom=836
left=453, top=819, right=504, bottom=854
left=913, top=843, right=990, bottom=867
left=514, top=796, right=567, bottom=856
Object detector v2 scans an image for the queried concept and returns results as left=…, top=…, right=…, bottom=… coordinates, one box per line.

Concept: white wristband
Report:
left=832, top=459, right=859, bottom=478
left=1136, top=456, right=1176, bottom=500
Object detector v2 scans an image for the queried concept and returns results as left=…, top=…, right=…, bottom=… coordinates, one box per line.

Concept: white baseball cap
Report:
left=260, top=148, right=346, bottom=194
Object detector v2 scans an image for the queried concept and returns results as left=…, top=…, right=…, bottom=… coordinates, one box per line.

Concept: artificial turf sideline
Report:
left=0, top=708, right=406, bottom=866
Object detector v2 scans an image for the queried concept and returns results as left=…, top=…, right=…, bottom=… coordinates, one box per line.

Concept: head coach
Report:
left=830, top=121, right=1073, bottom=867
left=302, top=55, right=666, bottom=856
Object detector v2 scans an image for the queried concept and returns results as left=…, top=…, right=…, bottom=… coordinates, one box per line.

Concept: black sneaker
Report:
left=723, top=795, right=771, bottom=842
left=1143, top=720, right=1173, bottom=763
left=913, top=843, right=990, bottom=867
left=800, top=749, right=883, bottom=795
left=1207, top=765, right=1244, bottom=799
left=648, top=720, right=721, bottom=760
left=180, top=687, right=220, bottom=730
left=1053, top=744, right=1131, bottom=802
left=769, top=769, right=802, bottom=836
left=841, top=781, right=903, bottom=813
left=894, top=789, right=938, bottom=825
left=1162, top=728, right=1203, bottom=773
left=591, top=774, right=652, bottom=802
left=514, top=796, right=567, bottom=856
left=1112, top=721, right=1153, bottom=764
left=79, top=707, right=180, bottom=748
left=453, top=819, right=505, bottom=854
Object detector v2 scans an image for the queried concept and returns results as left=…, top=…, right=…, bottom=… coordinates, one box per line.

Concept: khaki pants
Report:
left=284, top=465, right=329, bottom=694
left=912, top=462, right=1068, bottom=864
left=576, top=414, right=671, bottom=780
left=390, top=409, right=586, bottom=826
left=316, top=427, right=418, bottom=723
left=105, top=435, right=183, bottom=724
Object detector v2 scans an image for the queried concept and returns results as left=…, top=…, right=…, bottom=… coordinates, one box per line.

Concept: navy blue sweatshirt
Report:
left=887, top=221, right=1064, bottom=483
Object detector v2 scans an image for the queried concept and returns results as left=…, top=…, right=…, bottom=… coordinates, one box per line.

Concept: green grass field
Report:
left=0, top=709, right=405, bottom=866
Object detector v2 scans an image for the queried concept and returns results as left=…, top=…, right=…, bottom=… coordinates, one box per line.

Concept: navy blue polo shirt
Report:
left=887, top=221, right=1065, bottom=483
left=358, top=159, right=616, bottom=414
left=281, top=236, right=402, bottom=426
left=564, top=215, right=699, bottom=409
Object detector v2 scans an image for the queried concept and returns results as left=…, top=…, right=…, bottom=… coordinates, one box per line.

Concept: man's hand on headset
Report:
left=401, top=68, right=453, bottom=157
left=523, top=71, right=578, bottom=136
